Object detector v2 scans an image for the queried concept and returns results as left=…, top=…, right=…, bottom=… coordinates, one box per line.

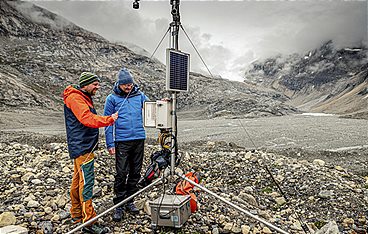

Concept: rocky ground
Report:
left=0, top=130, right=367, bottom=234
left=1, top=2, right=367, bottom=233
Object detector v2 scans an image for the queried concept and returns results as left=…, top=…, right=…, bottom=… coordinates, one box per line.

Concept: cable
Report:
left=155, top=165, right=169, bottom=231
left=238, top=119, right=310, bottom=234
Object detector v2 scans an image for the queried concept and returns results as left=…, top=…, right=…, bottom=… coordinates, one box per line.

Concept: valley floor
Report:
left=1, top=110, right=367, bottom=175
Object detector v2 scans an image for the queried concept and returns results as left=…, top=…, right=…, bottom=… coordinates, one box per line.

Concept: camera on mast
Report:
left=133, top=0, right=140, bottom=9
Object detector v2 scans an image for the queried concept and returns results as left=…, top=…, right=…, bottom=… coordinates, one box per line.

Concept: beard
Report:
left=89, top=88, right=97, bottom=96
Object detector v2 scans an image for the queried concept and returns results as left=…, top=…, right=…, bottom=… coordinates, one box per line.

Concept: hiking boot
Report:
left=112, top=207, right=124, bottom=222
left=82, top=223, right=109, bottom=234
left=125, top=202, right=139, bottom=214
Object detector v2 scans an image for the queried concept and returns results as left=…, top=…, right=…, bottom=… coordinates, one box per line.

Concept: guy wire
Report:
left=137, top=26, right=170, bottom=78
left=238, top=119, right=310, bottom=234
left=180, top=25, right=214, bottom=79
left=150, top=27, right=171, bottom=60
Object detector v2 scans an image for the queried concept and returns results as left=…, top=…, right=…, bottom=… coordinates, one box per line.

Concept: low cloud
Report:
left=11, top=1, right=72, bottom=30
left=32, top=1, right=367, bottom=81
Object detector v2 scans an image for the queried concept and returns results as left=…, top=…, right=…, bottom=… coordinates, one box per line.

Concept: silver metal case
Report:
left=150, top=195, right=191, bottom=228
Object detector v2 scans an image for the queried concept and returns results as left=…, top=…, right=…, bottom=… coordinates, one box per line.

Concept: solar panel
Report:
left=166, top=49, right=190, bottom=92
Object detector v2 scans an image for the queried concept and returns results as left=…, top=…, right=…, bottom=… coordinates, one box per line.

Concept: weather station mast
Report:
left=168, top=0, right=184, bottom=176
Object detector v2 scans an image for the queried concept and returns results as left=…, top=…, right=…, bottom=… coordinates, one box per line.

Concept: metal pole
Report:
left=176, top=172, right=289, bottom=234
left=66, top=178, right=163, bottom=234
left=170, top=93, right=177, bottom=176
left=170, top=0, right=180, bottom=176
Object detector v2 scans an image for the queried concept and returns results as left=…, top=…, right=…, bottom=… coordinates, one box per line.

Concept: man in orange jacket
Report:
left=63, top=72, right=118, bottom=234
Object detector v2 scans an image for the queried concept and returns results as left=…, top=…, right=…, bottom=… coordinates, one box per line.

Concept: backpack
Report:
left=175, top=172, right=200, bottom=213
left=137, top=148, right=171, bottom=188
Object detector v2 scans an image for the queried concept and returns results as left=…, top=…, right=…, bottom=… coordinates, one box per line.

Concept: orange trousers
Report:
left=70, top=152, right=96, bottom=224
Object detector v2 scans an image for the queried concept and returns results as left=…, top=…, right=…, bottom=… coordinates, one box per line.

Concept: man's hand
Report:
left=111, top=112, right=118, bottom=121
left=108, top=147, right=116, bottom=155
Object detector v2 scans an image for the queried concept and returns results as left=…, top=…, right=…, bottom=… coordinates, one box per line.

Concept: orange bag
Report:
left=175, top=172, right=200, bottom=213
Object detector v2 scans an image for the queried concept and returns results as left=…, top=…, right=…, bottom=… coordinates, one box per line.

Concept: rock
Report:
left=24, top=194, right=36, bottom=202
left=44, top=207, right=52, bottom=214
left=206, top=141, right=216, bottom=149
left=335, top=165, right=344, bottom=171
left=219, top=214, right=226, bottom=224
left=50, top=214, right=60, bottom=222
left=241, top=225, right=250, bottom=234
left=92, top=186, right=102, bottom=198
left=315, top=221, right=340, bottom=234
left=313, top=159, right=326, bottom=166
left=21, top=172, right=35, bottom=182
left=46, top=178, right=56, bottom=184
left=0, top=212, right=16, bottom=227
left=62, top=166, right=71, bottom=173
left=223, top=222, right=233, bottom=233
left=59, top=210, right=70, bottom=220
left=342, top=217, right=354, bottom=227
left=252, top=226, right=260, bottom=233
left=238, top=192, right=258, bottom=207
left=242, top=186, right=253, bottom=193
left=24, top=212, right=33, bottom=218
left=0, top=225, right=28, bottom=234
left=55, top=195, right=67, bottom=208
left=258, top=210, right=271, bottom=219
left=135, top=198, right=146, bottom=210
left=244, top=151, right=252, bottom=160
left=231, top=224, right=242, bottom=233
left=262, top=227, right=272, bottom=234
left=31, top=179, right=42, bottom=185
left=39, top=221, right=53, bottom=234
left=27, top=200, right=40, bottom=208
left=143, top=200, right=151, bottom=216
left=290, top=221, right=303, bottom=231
left=318, top=190, right=334, bottom=199
left=275, top=197, right=286, bottom=206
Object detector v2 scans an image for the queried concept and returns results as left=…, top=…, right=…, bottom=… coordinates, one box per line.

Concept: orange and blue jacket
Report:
left=63, top=85, right=114, bottom=159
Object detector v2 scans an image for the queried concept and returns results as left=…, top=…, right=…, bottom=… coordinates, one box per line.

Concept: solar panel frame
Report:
left=166, top=49, right=190, bottom=92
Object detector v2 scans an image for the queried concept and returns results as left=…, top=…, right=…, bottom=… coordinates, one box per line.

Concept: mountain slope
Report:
left=244, top=41, right=368, bottom=119
left=0, top=0, right=296, bottom=119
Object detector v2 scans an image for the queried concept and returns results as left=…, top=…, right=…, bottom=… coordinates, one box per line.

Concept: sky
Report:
left=30, top=0, right=367, bottom=81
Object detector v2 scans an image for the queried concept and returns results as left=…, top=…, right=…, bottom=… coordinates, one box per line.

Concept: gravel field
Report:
left=0, top=111, right=367, bottom=233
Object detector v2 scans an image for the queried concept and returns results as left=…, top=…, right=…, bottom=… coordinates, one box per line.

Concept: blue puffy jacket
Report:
left=104, top=83, right=149, bottom=149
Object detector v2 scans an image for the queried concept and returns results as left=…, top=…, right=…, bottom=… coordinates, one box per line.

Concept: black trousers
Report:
left=113, top=139, right=145, bottom=205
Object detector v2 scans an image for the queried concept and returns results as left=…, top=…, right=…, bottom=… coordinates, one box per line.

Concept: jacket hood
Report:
left=113, top=82, right=140, bottom=97
left=63, top=85, right=91, bottom=103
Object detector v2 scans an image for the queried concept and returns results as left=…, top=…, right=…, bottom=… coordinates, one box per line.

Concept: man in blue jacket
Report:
left=104, top=67, right=149, bottom=221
